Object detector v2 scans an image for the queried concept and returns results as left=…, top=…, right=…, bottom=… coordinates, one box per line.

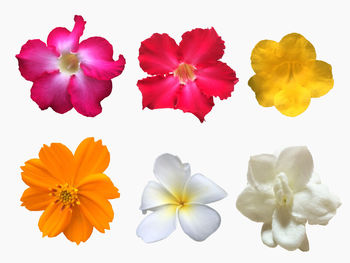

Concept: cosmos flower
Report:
left=16, top=15, right=126, bottom=117
left=137, top=154, right=227, bottom=242
left=137, top=28, right=238, bottom=122
left=248, top=33, right=333, bottom=117
left=20, top=138, right=120, bottom=244
left=236, top=146, right=341, bottom=251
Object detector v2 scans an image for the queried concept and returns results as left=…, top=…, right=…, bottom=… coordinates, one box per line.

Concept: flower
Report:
left=20, top=138, right=120, bottom=244
left=136, top=153, right=227, bottom=242
left=236, top=146, right=341, bottom=251
left=248, top=33, right=333, bottom=117
left=137, top=28, right=238, bottom=122
left=16, top=15, right=126, bottom=117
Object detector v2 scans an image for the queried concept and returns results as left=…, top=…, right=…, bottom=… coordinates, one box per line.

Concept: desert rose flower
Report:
left=20, top=138, right=120, bottom=244
left=16, top=15, right=125, bottom=117
left=137, top=154, right=227, bottom=242
left=236, top=146, right=340, bottom=251
left=137, top=28, right=238, bottom=122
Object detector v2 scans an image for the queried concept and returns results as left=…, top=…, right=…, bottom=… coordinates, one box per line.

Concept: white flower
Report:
left=236, top=146, right=341, bottom=251
left=137, top=153, right=227, bottom=243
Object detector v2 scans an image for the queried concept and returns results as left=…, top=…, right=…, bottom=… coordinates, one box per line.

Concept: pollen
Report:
left=59, top=53, right=80, bottom=74
left=50, top=183, right=80, bottom=208
left=174, top=63, right=196, bottom=84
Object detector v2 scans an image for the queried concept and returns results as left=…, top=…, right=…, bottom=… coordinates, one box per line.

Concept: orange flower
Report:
left=20, top=138, right=120, bottom=244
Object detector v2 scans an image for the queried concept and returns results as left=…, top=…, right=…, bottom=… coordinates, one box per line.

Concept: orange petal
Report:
left=64, top=206, right=93, bottom=244
left=73, top=138, right=110, bottom=185
left=20, top=187, right=54, bottom=211
left=38, top=202, right=72, bottom=237
left=77, top=173, right=120, bottom=199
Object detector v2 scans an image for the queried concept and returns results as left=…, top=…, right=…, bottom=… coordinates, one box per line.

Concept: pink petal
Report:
left=195, top=61, right=238, bottom=100
left=139, top=33, right=180, bottom=75
left=31, top=71, right=72, bottom=113
left=16, top=39, right=59, bottom=81
left=78, top=37, right=126, bottom=80
left=68, top=71, right=112, bottom=117
left=176, top=81, right=214, bottom=122
left=179, top=28, right=225, bottom=66
left=137, top=75, right=180, bottom=109
left=47, top=15, right=86, bottom=53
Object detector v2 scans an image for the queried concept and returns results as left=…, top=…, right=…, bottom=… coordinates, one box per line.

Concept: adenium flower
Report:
left=20, top=138, right=120, bottom=244
left=137, top=28, right=238, bottom=122
left=236, top=146, right=341, bottom=251
left=248, top=33, right=333, bottom=117
left=16, top=15, right=126, bottom=117
left=137, top=154, right=227, bottom=242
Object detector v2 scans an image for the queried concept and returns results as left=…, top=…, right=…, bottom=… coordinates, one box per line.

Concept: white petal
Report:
left=292, top=183, right=341, bottom=225
left=140, top=181, right=178, bottom=211
left=136, top=205, right=177, bottom=243
left=261, top=223, right=277, bottom=247
left=178, top=204, right=221, bottom=241
left=182, top=173, right=227, bottom=204
left=276, top=146, right=314, bottom=191
left=247, top=154, right=277, bottom=190
left=153, top=154, right=190, bottom=199
left=272, top=207, right=306, bottom=250
left=299, top=235, right=309, bottom=252
left=236, top=186, right=275, bottom=222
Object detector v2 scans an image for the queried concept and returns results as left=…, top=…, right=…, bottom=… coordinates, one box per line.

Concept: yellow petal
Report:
left=251, top=40, right=280, bottom=74
left=248, top=75, right=280, bottom=107
left=278, top=33, right=316, bottom=62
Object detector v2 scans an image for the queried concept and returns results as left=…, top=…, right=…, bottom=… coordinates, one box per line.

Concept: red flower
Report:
left=137, top=28, right=238, bottom=122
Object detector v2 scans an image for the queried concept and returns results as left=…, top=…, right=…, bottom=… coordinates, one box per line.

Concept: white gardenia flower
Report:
left=137, top=153, right=227, bottom=243
left=236, top=146, right=341, bottom=251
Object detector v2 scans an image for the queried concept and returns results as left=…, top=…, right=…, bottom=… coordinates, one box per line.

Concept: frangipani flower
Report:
left=20, top=138, right=120, bottom=244
left=137, top=28, right=238, bottom=122
left=16, top=15, right=125, bottom=117
left=248, top=33, right=333, bottom=117
left=236, top=146, right=340, bottom=251
left=137, top=154, right=227, bottom=242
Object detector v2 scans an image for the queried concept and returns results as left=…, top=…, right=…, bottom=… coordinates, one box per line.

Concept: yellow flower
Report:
left=248, top=33, right=334, bottom=117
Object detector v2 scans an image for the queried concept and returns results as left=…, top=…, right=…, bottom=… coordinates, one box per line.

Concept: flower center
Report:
left=58, top=53, right=80, bottom=74
left=273, top=173, right=293, bottom=207
left=174, top=63, right=196, bottom=84
left=50, top=183, right=80, bottom=208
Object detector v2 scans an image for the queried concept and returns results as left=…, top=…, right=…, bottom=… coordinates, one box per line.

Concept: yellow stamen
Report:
left=59, top=53, right=80, bottom=74
left=51, top=183, right=80, bottom=208
left=174, top=63, right=196, bottom=84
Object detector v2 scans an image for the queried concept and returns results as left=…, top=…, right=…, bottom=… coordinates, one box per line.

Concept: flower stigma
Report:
left=50, top=183, right=80, bottom=208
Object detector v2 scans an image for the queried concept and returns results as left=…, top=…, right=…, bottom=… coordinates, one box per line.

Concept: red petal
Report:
left=16, top=40, right=59, bottom=81
left=68, top=72, right=112, bottom=117
left=139, top=33, right=180, bottom=75
left=31, top=71, right=73, bottom=113
left=47, top=15, right=86, bottom=53
left=195, top=61, right=238, bottom=100
left=137, top=75, right=180, bottom=109
left=78, top=37, right=126, bottom=80
left=176, top=81, right=214, bottom=122
left=179, top=28, right=225, bottom=66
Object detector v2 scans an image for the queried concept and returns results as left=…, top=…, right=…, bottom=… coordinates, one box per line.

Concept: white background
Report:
left=0, top=0, right=349, bottom=262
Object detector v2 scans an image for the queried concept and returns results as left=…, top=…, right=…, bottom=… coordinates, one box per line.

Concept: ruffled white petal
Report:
left=178, top=204, right=221, bottom=241
left=136, top=205, right=177, bottom=243
left=236, top=186, right=275, bottom=222
left=261, top=223, right=277, bottom=247
left=247, top=154, right=277, bottom=191
left=182, top=173, right=227, bottom=204
left=299, top=235, right=309, bottom=252
left=292, top=183, right=341, bottom=225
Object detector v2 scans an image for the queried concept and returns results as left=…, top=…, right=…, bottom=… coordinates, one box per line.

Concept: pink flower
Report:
left=137, top=28, right=238, bottom=122
left=16, top=15, right=126, bottom=117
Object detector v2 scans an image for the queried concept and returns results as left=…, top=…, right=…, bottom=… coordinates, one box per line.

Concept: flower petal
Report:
left=153, top=154, right=190, bottom=200
left=292, top=183, right=341, bottom=225
left=299, top=235, right=309, bottom=252
left=247, top=154, right=277, bottom=191
left=77, top=173, right=120, bottom=199
left=276, top=146, right=314, bottom=191
left=236, top=186, right=275, bottom=223
left=248, top=75, right=281, bottom=107
left=136, top=204, right=177, bottom=243
left=47, top=15, right=86, bottom=53
left=20, top=187, right=54, bottom=211
left=278, top=33, right=316, bottom=62
left=178, top=204, right=221, bottom=241
left=78, top=37, right=126, bottom=80
left=16, top=39, right=58, bottom=81
left=31, top=71, right=73, bottom=114
left=63, top=206, right=93, bottom=244
left=179, top=28, right=225, bottom=66
left=195, top=61, right=238, bottom=100
left=272, top=207, right=306, bottom=251
left=68, top=71, right=112, bottom=117
left=176, top=81, right=214, bottom=122
left=261, top=222, right=277, bottom=247
left=182, top=173, right=227, bottom=204
left=137, top=75, right=180, bottom=110
left=250, top=40, right=280, bottom=74
left=139, top=33, right=179, bottom=75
